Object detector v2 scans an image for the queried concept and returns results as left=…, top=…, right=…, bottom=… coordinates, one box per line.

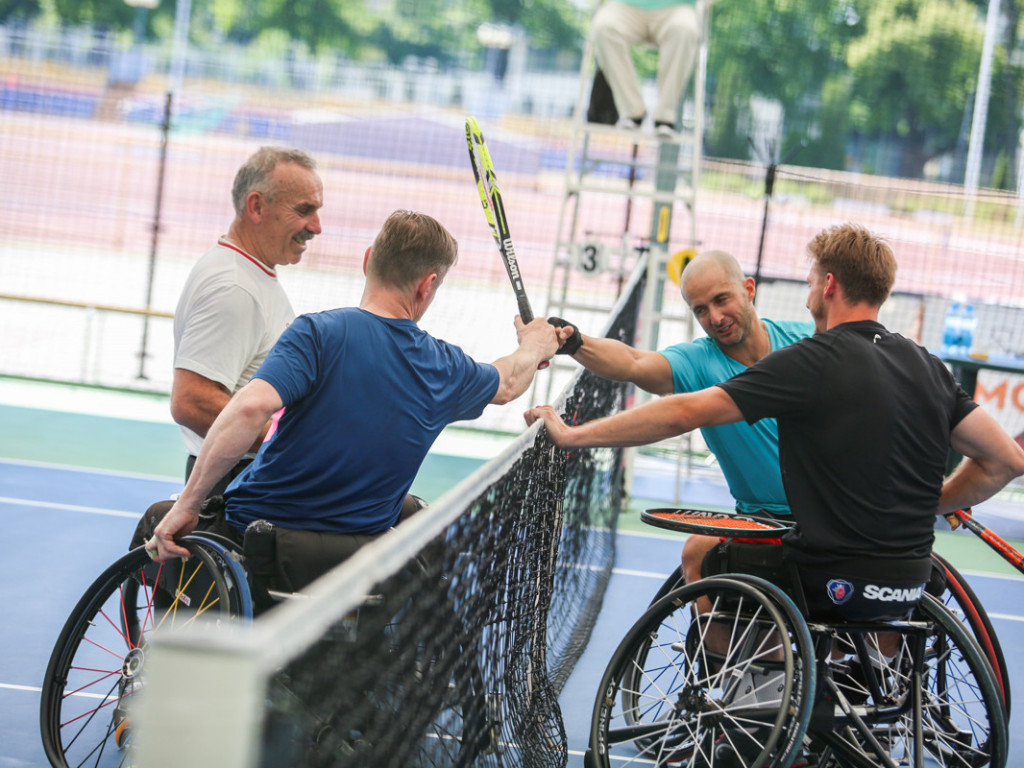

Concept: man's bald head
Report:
left=681, top=250, right=747, bottom=301
left=678, top=250, right=760, bottom=350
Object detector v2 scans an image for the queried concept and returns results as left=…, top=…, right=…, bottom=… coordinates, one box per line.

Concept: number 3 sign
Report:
left=574, top=239, right=608, bottom=276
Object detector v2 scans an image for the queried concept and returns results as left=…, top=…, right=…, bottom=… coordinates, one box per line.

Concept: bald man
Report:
left=551, top=250, right=813, bottom=584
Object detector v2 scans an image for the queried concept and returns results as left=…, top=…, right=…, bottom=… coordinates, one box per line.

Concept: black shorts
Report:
left=798, top=569, right=927, bottom=622
left=700, top=539, right=787, bottom=585
left=797, top=554, right=932, bottom=621
left=701, top=541, right=930, bottom=622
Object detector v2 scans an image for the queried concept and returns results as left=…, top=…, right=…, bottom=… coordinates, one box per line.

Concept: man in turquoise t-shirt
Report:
left=590, top=0, right=721, bottom=135
left=550, top=249, right=812, bottom=583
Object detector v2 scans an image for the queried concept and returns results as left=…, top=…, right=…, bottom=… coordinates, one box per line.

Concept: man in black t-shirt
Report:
left=526, top=223, right=1024, bottom=620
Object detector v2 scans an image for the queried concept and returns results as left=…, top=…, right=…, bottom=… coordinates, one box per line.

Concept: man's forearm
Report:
left=571, top=336, right=636, bottom=382
left=179, top=386, right=279, bottom=505
left=939, top=456, right=1023, bottom=516
left=491, top=342, right=548, bottom=404
left=570, top=334, right=674, bottom=395
left=540, top=386, right=742, bottom=450
left=569, top=399, right=689, bottom=448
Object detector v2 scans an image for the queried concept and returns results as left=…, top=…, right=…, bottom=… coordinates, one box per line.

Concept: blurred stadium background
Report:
left=2, top=0, right=1023, bottom=471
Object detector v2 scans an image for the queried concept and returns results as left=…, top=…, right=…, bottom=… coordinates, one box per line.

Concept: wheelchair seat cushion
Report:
left=700, top=539, right=788, bottom=585
left=271, top=526, right=384, bottom=593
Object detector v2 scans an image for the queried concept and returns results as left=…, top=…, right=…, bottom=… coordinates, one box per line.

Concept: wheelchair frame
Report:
left=643, top=550, right=1012, bottom=719
left=585, top=569, right=1008, bottom=768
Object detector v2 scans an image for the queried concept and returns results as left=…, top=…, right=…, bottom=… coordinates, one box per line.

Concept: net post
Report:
left=136, top=630, right=266, bottom=768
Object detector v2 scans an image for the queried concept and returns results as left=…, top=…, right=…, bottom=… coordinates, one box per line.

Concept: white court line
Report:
left=0, top=455, right=180, bottom=484
left=988, top=612, right=1024, bottom=623
left=0, top=682, right=111, bottom=703
left=0, top=682, right=41, bottom=693
left=0, top=496, right=139, bottom=518
left=612, top=567, right=672, bottom=581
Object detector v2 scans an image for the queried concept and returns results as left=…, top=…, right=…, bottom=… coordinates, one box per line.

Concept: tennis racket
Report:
left=641, top=508, right=795, bottom=540
left=946, top=508, right=1024, bottom=576
left=465, top=117, right=549, bottom=369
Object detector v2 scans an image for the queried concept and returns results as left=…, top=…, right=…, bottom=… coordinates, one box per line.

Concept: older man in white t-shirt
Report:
left=170, top=146, right=323, bottom=494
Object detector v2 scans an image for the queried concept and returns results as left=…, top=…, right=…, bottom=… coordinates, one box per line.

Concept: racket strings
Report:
left=649, top=511, right=783, bottom=531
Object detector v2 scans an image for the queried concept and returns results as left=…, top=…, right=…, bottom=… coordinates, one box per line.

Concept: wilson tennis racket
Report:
left=466, top=118, right=555, bottom=368
left=947, top=508, right=1024, bottom=576
left=641, top=508, right=795, bottom=539
left=465, top=116, right=534, bottom=322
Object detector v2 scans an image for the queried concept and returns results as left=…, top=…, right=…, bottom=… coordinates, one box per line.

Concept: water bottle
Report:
left=961, top=304, right=977, bottom=355
left=942, top=302, right=961, bottom=354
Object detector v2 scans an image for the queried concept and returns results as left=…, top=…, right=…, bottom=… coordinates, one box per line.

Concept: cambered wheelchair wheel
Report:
left=588, top=575, right=815, bottom=768
left=39, top=536, right=251, bottom=768
left=931, top=552, right=1010, bottom=717
left=812, top=593, right=1007, bottom=768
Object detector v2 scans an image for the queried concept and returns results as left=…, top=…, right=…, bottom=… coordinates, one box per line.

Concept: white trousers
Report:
left=590, top=2, right=699, bottom=126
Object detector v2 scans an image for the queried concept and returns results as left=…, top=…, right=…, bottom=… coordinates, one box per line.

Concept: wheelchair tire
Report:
left=39, top=537, right=249, bottom=768
left=591, top=575, right=815, bottom=768
left=913, top=593, right=1007, bottom=768
left=931, top=551, right=1010, bottom=717
left=648, top=564, right=686, bottom=607
left=816, top=593, right=1008, bottom=768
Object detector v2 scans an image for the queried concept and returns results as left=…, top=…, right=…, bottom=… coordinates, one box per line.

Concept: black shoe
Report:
left=708, top=724, right=767, bottom=768
left=831, top=658, right=872, bottom=705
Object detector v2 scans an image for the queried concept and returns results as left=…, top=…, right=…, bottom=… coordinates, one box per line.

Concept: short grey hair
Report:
left=231, top=146, right=317, bottom=216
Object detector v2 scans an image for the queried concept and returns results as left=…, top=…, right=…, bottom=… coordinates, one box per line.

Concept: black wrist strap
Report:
left=547, top=317, right=583, bottom=355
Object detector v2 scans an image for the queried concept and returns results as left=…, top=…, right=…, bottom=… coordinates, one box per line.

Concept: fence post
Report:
left=136, top=90, right=171, bottom=380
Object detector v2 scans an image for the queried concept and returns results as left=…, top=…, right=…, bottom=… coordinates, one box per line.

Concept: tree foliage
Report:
left=704, top=0, right=865, bottom=168
left=846, top=0, right=984, bottom=176
left=6, top=0, right=1023, bottom=183
left=0, top=0, right=43, bottom=23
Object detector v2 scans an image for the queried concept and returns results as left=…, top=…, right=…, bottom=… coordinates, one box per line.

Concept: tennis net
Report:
left=136, top=260, right=646, bottom=768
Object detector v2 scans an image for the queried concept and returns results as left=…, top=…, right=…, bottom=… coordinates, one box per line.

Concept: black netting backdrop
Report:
left=256, top=268, right=645, bottom=768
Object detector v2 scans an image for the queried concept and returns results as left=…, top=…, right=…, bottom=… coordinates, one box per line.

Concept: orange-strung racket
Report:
left=946, top=508, right=1024, bottom=576
left=641, top=508, right=795, bottom=539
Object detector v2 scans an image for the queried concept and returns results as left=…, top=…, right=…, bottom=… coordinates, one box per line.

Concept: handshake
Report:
left=547, top=317, right=583, bottom=356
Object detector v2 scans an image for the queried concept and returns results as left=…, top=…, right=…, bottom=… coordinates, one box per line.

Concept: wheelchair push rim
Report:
left=589, top=575, right=814, bottom=768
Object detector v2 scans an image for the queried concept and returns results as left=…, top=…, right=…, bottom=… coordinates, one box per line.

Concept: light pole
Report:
left=964, top=0, right=1002, bottom=219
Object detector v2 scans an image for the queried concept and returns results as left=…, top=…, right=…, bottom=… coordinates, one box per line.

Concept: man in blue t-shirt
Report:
left=148, top=210, right=558, bottom=562
left=550, top=249, right=812, bottom=585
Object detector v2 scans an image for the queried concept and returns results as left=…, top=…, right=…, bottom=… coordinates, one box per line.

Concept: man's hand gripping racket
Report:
left=465, top=116, right=549, bottom=370
left=945, top=507, right=1024, bottom=576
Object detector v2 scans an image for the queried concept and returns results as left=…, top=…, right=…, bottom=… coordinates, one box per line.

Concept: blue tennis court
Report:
left=3, top=395, right=1023, bottom=766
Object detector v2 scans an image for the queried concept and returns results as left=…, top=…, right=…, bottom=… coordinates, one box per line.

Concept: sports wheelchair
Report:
left=584, top=509, right=1009, bottom=768
left=39, top=507, right=492, bottom=768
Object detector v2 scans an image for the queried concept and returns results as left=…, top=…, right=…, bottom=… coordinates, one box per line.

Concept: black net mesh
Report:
left=257, top=269, right=645, bottom=768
